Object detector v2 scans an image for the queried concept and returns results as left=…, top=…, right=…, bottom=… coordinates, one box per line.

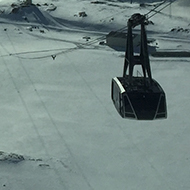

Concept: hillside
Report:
left=0, top=0, right=190, bottom=190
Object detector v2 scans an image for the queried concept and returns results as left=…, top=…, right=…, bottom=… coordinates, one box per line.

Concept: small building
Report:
left=106, top=31, right=140, bottom=49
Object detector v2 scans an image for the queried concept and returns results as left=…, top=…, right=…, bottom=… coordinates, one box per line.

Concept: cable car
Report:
left=111, top=14, right=167, bottom=120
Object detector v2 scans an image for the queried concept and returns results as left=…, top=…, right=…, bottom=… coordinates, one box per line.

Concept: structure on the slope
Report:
left=106, top=31, right=140, bottom=49
left=111, top=13, right=167, bottom=120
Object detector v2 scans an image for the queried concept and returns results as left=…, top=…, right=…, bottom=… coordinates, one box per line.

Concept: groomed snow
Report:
left=0, top=0, right=190, bottom=189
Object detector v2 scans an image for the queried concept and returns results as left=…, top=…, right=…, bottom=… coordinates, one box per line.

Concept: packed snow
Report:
left=0, top=0, right=190, bottom=189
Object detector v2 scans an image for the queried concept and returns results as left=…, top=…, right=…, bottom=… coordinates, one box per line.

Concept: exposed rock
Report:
left=0, top=151, right=25, bottom=163
left=79, top=11, right=87, bottom=17
left=83, top=36, right=91, bottom=41
left=170, top=27, right=190, bottom=33
left=91, top=1, right=106, bottom=4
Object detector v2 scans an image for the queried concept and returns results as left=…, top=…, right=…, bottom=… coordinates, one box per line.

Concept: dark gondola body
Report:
left=111, top=77, right=167, bottom=120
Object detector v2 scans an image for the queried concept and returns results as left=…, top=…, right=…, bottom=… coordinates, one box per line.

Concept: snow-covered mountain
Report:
left=0, top=0, right=190, bottom=189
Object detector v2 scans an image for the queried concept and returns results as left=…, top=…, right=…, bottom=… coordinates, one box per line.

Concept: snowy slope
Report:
left=0, top=0, right=190, bottom=190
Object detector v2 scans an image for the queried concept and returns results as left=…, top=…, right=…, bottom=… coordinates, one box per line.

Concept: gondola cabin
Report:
left=111, top=77, right=167, bottom=120
left=111, top=14, right=167, bottom=120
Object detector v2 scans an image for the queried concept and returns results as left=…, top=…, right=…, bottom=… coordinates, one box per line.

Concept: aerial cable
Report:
left=144, top=0, right=168, bottom=17
left=147, top=0, right=177, bottom=19
left=0, top=0, right=178, bottom=60
left=90, top=0, right=176, bottom=42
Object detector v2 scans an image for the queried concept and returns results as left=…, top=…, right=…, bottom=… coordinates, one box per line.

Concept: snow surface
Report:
left=0, top=0, right=190, bottom=189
